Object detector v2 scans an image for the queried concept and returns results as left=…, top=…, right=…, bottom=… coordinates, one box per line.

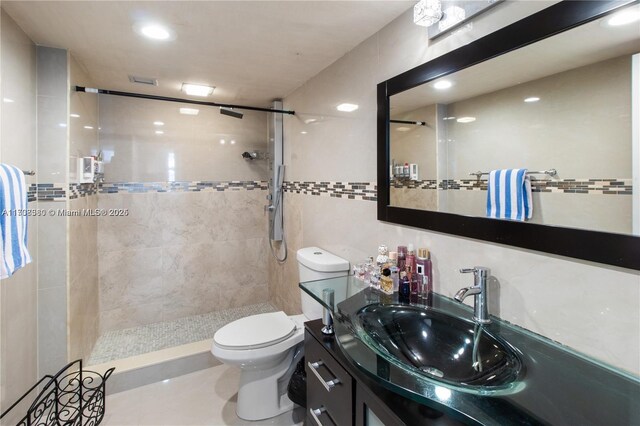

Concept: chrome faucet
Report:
left=455, top=267, right=491, bottom=324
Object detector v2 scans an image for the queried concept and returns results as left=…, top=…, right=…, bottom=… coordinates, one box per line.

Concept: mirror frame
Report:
left=377, top=0, right=640, bottom=270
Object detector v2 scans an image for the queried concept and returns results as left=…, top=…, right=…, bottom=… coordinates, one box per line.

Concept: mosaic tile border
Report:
left=99, top=180, right=268, bottom=194
left=34, top=183, right=67, bottom=202
left=284, top=181, right=377, bottom=201
left=69, top=183, right=98, bottom=199
left=391, top=178, right=633, bottom=195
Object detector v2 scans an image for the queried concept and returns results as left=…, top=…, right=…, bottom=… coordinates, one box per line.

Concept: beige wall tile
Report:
left=278, top=2, right=640, bottom=375
left=0, top=9, right=39, bottom=409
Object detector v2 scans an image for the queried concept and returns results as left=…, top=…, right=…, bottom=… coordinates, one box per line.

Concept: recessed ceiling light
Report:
left=179, top=107, right=199, bottom=116
left=181, top=83, right=214, bottom=97
left=456, top=117, right=476, bottom=123
left=70, top=113, right=80, bottom=118
left=153, top=121, right=164, bottom=126
left=220, top=139, right=226, bottom=145
left=433, top=80, right=453, bottom=90
left=524, top=97, right=540, bottom=103
left=84, top=125, right=94, bottom=129
left=396, top=127, right=411, bottom=132
left=136, top=23, right=173, bottom=40
left=606, top=7, right=640, bottom=26
left=155, top=130, right=164, bottom=135
left=3, top=98, right=14, bottom=103
left=337, top=103, right=359, bottom=112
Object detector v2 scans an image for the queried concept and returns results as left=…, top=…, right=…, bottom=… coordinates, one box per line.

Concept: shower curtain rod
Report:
left=74, top=86, right=295, bottom=115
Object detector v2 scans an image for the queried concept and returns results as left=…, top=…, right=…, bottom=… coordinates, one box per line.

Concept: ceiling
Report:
left=3, top=1, right=413, bottom=107
left=391, top=3, right=640, bottom=115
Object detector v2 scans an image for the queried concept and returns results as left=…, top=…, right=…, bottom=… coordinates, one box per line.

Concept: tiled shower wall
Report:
left=96, top=97, right=270, bottom=333
left=67, top=55, right=99, bottom=362
left=273, top=1, right=640, bottom=376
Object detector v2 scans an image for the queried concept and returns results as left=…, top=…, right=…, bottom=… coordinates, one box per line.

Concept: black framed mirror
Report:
left=377, top=0, right=640, bottom=270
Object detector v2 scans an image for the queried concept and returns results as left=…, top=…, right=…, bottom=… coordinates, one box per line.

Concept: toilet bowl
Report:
left=211, top=247, right=349, bottom=421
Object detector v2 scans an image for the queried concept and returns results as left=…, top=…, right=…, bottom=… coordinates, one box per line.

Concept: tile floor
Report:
left=90, top=303, right=277, bottom=365
left=101, top=364, right=305, bottom=426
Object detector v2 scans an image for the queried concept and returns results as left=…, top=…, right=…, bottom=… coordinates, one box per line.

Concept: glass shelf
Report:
left=299, top=275, right=369, bottom=311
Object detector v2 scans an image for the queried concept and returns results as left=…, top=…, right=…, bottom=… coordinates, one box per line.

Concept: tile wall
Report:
left=273, top=1, right=640, bottom=375
left=96, top=96, right=271, bottom=332
left=0, top=9, right=38, bottom=419
left=67, top=55, right=99, bottom=362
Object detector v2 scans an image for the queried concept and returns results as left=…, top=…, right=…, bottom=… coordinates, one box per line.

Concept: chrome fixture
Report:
left=469, top=168, right=557, bottom=181
left=455, top=266, right=491, bottom=324
left=321, top=288, right=335, bottom=335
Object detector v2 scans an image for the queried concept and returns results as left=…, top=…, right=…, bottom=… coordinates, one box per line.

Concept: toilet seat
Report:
left=214, top=311, right=297, bottom=350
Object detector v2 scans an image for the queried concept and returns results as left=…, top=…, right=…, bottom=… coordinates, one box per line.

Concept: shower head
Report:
left=220, top=107, right=243, bottom=119
left=242, top=151, right=258, bottom=160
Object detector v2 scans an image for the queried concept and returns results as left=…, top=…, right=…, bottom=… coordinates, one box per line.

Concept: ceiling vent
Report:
left=128, top=75, right=158, bottom=86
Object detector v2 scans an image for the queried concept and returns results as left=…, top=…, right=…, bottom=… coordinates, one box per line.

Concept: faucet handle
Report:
left=459, top=268, right=476, bottom=274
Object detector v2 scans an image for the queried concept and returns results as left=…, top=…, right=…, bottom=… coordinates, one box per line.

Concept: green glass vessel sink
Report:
left=354, top=304, right=522, bottom=390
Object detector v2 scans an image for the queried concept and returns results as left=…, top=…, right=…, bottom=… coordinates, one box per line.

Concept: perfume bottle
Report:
left=399, top=271, right=410, bottom=302
left=397, top=246, right=407, bottom=272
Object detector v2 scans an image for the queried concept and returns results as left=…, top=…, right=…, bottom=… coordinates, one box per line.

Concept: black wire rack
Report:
left=0, top=359, right=115, bottom=426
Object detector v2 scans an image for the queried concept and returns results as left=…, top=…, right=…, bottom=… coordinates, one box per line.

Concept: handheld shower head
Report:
left=242, top=152, right=256, bottom=160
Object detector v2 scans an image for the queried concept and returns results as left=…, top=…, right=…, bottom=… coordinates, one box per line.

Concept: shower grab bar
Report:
left=469, top=169, right=557, bottom=180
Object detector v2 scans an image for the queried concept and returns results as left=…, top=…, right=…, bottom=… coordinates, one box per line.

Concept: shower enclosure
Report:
left=68, top=89, right=287, bottom=368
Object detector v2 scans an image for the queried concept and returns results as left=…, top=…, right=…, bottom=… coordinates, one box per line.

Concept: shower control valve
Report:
left=265, top=204, right=275, bottom=213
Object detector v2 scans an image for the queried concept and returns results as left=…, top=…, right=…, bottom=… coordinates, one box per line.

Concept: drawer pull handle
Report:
left=310, top=406, right=328, bottom=426
left=308, top=361, right=341, bottom=392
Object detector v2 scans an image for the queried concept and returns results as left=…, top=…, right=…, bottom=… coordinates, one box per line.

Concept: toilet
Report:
left=211, top=247, right=350, bottom=421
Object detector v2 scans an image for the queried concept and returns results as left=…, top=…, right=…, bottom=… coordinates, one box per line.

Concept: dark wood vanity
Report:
left=305, top=319, right=464, bottom=426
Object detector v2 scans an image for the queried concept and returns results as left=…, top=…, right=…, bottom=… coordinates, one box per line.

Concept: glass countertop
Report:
left=300, top=276, right=640, bottom=426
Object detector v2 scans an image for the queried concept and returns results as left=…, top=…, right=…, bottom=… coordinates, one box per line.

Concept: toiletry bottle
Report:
left=364, top=256, right=375, bottom=284
left=399, top=271, right=410, bottom=302
left=410, top=272, right=419, bottom=295
left=390, top=266, right=399, bottom=293
left=416, top=248, right=427, bottom=285
left=403, top=163, right=410, bottom=177
left=388, top=251, right=397, bottom=267
left=397, top=246, right=407, bottom=272
left=424, top=249, right=433, bottom=293
left=380, top=268, right=393, bottom=294
left=406, top=244, right=417, bottom=276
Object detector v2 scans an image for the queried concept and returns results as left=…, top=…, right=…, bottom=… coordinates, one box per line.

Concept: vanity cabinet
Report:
left=305, top=319, right=464, bottom=426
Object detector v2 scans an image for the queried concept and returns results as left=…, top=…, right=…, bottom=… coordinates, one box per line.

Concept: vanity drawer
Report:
left=305, top=332, right=353, bottom=426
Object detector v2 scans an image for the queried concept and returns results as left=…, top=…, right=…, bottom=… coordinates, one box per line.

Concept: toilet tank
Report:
left=297, top=247, right=350, bottom=320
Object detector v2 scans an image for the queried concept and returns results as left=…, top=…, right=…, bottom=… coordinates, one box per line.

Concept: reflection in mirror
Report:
left=389, top=3, right=640, bottom=236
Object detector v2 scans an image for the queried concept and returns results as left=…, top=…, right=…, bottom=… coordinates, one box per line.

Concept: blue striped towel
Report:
left=486, top=169, right=532, bottom=221
left=0, top=165, right=32, bottom=278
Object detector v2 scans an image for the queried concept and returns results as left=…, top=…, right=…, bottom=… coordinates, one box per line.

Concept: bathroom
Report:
left=0, top=0, right=638, bottom=425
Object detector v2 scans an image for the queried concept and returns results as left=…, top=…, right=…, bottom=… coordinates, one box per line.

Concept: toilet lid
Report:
left=214, top=311, right=297, bottom=350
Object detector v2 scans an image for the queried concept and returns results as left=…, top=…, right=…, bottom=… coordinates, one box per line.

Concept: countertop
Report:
left=300, top=276, right=640, bottom=425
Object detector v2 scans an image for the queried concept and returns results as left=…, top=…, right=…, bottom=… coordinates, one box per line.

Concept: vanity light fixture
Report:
left=524, top=97, right=540, bottom=103
left=153, top=121, right=164, bottom=126
left=606, top=7, right=640, bottom=26
left=336, top=103, right=359, bottom=112
left=414, top=0, right=443, bottom=27
left=179, top=107, right=199, bottom=116
left=135, top=23, right=174, bottom=41
left=155, top=130, right=164, bottom=135
left=433, top=80, right=453, bottom=90
left=70, top=113, right=80, bottom=118
left=181, top=83, right=214, bottom=97
left=456, top=117, right=476, bottom=123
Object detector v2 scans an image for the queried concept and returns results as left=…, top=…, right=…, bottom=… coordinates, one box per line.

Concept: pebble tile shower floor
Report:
left=88, top=303, right=276, bottom=365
